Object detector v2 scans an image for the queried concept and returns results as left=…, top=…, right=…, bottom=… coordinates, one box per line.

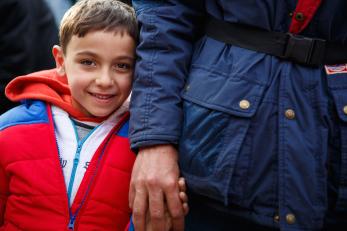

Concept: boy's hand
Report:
left=129, top=144, right=185, bottom=231
left=146, top=177, right=189, bottom=231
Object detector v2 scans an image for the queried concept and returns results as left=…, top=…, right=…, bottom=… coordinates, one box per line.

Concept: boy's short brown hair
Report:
left=59, top=0, right=138, bottom=53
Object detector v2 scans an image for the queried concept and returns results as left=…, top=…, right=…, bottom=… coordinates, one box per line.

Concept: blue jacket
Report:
left=129, top=1, right=347, bottom=230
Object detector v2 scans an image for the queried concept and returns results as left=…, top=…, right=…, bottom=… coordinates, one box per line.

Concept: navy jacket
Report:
left=129, top=1, right=347, bottom=230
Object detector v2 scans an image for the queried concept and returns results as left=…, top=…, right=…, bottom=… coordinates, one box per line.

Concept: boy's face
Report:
left=53, top=30, right=135, bottom=117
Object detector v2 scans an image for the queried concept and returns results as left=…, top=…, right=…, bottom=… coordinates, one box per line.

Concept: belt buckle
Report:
left=282, top=33, right=326, bottom=66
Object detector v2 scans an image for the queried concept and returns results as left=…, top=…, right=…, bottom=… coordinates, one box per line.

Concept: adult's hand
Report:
left=129, top=144, right=184, bottom=231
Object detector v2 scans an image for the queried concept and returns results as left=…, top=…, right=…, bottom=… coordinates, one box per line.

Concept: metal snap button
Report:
left=239, top=100, right=250, bottom=110
left=285, top=109, right=295, bottom=120
left=295, top=12, right=304, bottom=22
left=286, top=213, right=296, bottom=224
left=343, top=105, right=347, bottom=115
left=274, top=214, right=280, bottom=223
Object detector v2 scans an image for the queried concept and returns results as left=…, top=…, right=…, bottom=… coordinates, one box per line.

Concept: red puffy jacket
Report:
left=0, top=69, right=135, bottom=230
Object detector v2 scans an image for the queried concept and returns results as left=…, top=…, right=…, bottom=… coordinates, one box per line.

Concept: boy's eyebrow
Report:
left=75, top=51, right=135, bottom=60
left=75, top=51, right=98, bottom=56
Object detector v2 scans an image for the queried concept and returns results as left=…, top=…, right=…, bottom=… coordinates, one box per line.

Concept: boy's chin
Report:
left=88, top=110, right=114, bottom=118
left=82, top=105, right=120, bottom=118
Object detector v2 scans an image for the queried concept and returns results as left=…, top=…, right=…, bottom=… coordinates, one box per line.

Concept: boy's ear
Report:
left=52, top=45, right=66, bottom=76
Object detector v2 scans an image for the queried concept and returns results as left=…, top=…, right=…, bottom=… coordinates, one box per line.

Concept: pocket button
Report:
left=286, top=213, right=296, bottom=224
left=343, top=105, right=347, bottom=115
left=273, top=214, right=280, bottom=223
left=239, top=100, right=250, bottom=110
left=285, top=109, right=295, bottom=120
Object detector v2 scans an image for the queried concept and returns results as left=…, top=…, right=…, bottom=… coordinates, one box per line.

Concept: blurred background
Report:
left=0, top=0, right=132, bottom=114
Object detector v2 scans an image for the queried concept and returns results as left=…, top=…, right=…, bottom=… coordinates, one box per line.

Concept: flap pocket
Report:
left=182, top=65, right=267, bottom=117
left=179, top=65, right=268, bottom=202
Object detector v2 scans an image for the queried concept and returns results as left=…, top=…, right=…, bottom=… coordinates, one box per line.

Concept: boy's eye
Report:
left=80, top=60, right=95, bottom=66
left=116, top=63, right=131, bottom=69
left=114, top=63, right=133, bottom=72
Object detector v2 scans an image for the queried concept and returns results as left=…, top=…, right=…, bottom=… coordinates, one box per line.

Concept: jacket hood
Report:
left=5, top=68, right=105, bottom=122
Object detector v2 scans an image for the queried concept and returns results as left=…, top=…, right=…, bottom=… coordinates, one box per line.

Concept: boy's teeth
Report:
left=93, top=93, right=111, bottom=99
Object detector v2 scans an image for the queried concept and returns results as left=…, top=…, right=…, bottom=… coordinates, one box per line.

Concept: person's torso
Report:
left=179, top=1, right=347, bottom=230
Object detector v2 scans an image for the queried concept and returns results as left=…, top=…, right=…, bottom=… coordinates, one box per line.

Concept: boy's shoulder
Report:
left=0, top=100, right=49, bottom=131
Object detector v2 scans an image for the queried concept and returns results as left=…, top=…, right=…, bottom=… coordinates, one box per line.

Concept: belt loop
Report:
left=281, top=33, right=326, bottom=66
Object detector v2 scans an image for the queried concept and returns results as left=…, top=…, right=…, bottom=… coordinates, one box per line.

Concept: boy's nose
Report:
left=95, top=72, right=114, bottom=87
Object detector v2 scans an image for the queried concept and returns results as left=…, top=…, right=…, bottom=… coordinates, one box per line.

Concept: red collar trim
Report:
left=289, top=0, right=322, bottom=34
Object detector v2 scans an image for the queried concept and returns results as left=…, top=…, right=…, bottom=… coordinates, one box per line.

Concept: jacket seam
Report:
left=191, top=64, right=268, bottom=86
left=130, top=133, right=179, bottom=143
left=143, top=12, right=156, bottom=141
left=0, top=120, right=48, bottom=131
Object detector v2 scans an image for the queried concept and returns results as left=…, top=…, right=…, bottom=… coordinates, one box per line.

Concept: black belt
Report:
left=205, top=16, right=347, bottom=67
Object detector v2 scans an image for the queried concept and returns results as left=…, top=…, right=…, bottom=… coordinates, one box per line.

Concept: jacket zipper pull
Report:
left=68, top=215, right=76, bottom=230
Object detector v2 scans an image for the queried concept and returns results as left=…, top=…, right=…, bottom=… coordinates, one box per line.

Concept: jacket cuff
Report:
left=130, top=139, right=178, bottom=154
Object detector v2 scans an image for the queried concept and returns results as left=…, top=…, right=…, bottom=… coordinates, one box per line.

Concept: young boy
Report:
left=0, top=0, right=187, bottom=230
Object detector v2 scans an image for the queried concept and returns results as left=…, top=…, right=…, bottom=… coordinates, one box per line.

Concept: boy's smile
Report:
left=53, top=30, right=135, bottom=117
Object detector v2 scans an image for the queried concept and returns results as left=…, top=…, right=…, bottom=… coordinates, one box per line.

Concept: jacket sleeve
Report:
left=129, top=0, right=205, bottom=149
left=0, top=163, right=8, bottom=226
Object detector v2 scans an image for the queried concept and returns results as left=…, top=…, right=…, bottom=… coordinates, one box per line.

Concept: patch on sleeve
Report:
left=325, top=64, right=347, bottom=75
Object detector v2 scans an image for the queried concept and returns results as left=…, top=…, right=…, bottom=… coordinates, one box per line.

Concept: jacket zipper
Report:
left=67, top=119, right=99, bottom=229
left=68, top=214, right=77, bottom=229
left=66, top=141, right=81, bottom=230
left=67, top=142, right=82, bottom=204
